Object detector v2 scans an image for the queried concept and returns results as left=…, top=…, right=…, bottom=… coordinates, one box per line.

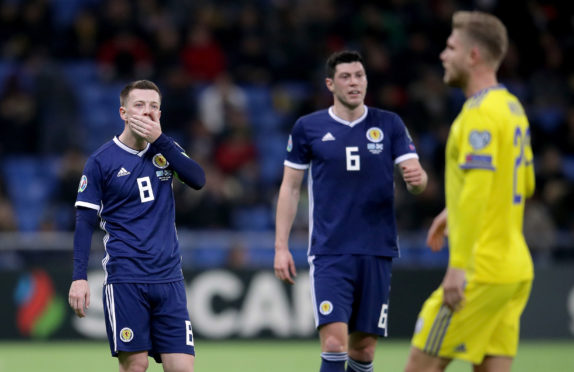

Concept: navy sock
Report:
left=346, top=357, right=373, bottom=372
left=320, top=351, right=347, bottom=372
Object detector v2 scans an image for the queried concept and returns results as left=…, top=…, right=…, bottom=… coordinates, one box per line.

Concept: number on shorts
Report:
left=378, top=303, right=388, bottom=336
left=186, top=320, right=194, bottom=346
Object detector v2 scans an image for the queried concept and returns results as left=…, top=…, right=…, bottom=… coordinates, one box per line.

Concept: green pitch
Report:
left=0, top=340, right=572, bottom=371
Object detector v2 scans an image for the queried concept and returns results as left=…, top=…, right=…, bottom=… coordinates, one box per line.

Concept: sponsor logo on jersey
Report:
left=78, top=175, right=88, bottom=192
left=116, top=167, right=131, bottom=177
left=319, top=300, right=333, bottom=315
left=152, top=153, right=169, bottom=169
left=287, top=135, right=293, bottom=152
left=120, top=327, right=134, bottom=342
left=321, top=132, right=336, bottom=141
left=469, top=130, right=491, bottom=150
left=366, top=127, right=384, bottom=143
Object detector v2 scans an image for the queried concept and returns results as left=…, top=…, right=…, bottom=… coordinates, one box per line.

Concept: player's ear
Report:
left=119, top=106, right=127, bottom=120
left=469, top=45, right=481, bottom=66
left=325, top=78, right=334, bottom=92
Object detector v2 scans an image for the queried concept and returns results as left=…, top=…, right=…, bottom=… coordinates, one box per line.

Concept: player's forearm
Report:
left=72, top=208, right=98, bottom=280
left=449, top=170, right=493, bottom=269
left=274, top=186, right=300, bottom=252
left=153, top=134, right=206, bottom=190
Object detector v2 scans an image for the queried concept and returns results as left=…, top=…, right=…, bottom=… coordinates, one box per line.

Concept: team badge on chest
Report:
left=152, top=153, right=169, bottom=169
left=366, top=127, right=384, bottom=154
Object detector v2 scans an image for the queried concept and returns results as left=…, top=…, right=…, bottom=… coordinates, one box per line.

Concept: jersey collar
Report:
left=470, top=84, right=506, bottom=100
left=328, top=106, right=368, bottom=127
left=113, top=136, right=150, bottom=157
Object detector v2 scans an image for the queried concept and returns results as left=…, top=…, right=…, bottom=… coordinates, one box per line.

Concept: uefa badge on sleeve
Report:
left=287, top=135, right=293, bottom=152
left=78, top=175, right=88, bottom=193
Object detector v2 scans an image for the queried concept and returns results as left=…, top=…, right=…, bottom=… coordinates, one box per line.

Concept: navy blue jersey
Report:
left=76, top=137, right=183, bottom=284
left=285, top=107, right=418, bottom=257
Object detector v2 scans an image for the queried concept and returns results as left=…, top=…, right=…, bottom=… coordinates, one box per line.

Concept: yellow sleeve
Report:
left=449, top=107, right=498, bottom=269
left=524, top=127, right=535, bottom=198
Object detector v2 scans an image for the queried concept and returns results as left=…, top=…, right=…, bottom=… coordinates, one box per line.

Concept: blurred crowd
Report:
left=0, top=0, right=572, bottom=262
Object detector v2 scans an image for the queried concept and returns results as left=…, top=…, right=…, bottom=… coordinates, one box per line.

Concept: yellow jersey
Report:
left=445, top=85, right=535, bottom=283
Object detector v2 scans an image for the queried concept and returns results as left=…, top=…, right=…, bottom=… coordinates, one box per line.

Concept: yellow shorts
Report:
left=411, top=280, right=532, bottom=364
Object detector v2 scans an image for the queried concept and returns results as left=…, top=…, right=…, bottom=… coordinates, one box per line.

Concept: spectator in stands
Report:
left=0, top=74, right=40, bottom=155
left=181, top=24, right=226, bottom=82
left=198, top=72, right=247, bottom=135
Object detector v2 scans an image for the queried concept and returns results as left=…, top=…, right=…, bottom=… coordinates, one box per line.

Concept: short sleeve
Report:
left=458, top=109, right=497, bottom=171
left=390, top=114, right=418, bottom=164
left=75, top=156, right=103, bottom=212
left=284, top=118, right=311, bottom=170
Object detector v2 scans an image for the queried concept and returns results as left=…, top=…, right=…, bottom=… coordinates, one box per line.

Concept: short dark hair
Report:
left=325, top=50, right=365, bottom=78
left=120, top=80, right=161, bottom=106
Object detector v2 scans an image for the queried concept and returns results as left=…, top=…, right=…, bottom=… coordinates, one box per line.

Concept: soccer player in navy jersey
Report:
left=68, top=80, right=205, bottom=372
left=274, top=50, right=428, bottom=372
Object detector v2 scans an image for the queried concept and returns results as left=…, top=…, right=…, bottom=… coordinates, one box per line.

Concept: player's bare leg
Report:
left=161, top=353, right=195, bottom=372
left=404, top=346, right=451, bottom=372
left=118, top=351, right=149, bottom=372
left=473, top=355, right=512, bottom=372
left=319, top=322, right=348, bottom=371
left=347, top=331, right=377, bottom=371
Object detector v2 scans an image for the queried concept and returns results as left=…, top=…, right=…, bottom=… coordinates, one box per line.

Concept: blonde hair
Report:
left=452, top=11, right=508, bottom=68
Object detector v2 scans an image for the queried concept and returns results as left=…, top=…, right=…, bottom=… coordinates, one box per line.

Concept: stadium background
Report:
left=0, top=0, right=572, bottom=361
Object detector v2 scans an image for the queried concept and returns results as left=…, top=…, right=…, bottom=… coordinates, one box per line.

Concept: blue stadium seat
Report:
left=50, top=0, right=102, bottom=28
left=2, top=156, right=59, bottom=231
left=256, top=133, right=286, bottom=186
left=60, top=61, right=100, bottom=86
left=231, top=206, right=273, bottom=231
left=76, top=82, right=125, bottom=152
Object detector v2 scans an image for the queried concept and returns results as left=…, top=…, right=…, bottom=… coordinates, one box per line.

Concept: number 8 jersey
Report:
left=445, top=85, right=535, bottom=283
left=285, top=106, right=419, bottom=258
left=76, top=136, right=183, bottom=284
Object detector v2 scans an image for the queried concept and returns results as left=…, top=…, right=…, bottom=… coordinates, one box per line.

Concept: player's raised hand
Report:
left=426, top=208, right=448, bottom=252
left=128, top=111, right=162, bottom=143
left=274, top=248, right=297, bottom=285
left=69, top=279, right=90, bottom=318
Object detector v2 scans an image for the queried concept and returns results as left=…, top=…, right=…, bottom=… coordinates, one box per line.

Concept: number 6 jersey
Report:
left=285, top=106, right=418, bottom=258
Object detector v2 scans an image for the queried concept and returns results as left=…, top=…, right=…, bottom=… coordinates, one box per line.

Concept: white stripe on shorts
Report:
left=105, top=284, right=117, bottom=352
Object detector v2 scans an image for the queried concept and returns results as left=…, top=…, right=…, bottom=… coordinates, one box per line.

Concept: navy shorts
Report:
left=102, top=280, right=195, bottom=363
left=309, top=254, right=393, bottom=336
